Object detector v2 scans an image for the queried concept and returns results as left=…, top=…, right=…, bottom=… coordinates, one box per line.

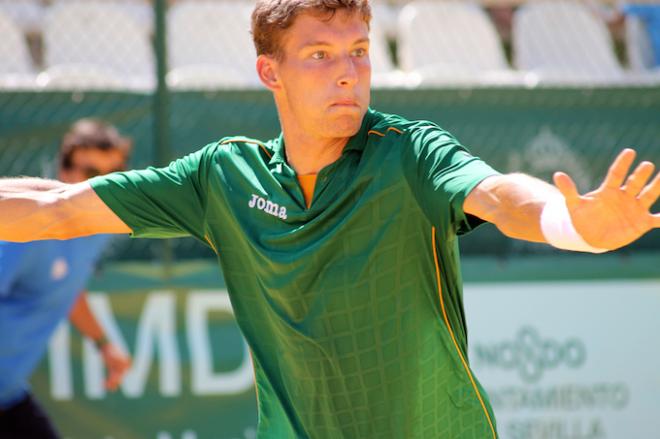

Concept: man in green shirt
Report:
left=1, top=0, right=659, bottom=437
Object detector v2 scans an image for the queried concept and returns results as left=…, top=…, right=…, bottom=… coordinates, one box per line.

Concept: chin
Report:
left=325, top=112, right=364, bottom=137
left=330, top=121, right=361, bottom=138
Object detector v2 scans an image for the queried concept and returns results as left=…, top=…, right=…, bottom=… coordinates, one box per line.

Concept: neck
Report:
left=281, top=126, right=350, bottom=176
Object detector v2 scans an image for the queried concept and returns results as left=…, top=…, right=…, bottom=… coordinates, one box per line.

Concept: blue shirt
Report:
left=0, top=235, right=111, bottom=408
left=624, top=5, right=660, bottom=66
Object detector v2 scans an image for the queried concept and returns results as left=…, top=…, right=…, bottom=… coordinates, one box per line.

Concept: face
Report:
left=59, top=147, right=126, bottom=183
left=259, top=9, right=371, bottom=141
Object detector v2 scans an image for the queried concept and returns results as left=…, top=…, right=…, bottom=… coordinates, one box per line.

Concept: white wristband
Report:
left=540, top=196, right=608, bottom=253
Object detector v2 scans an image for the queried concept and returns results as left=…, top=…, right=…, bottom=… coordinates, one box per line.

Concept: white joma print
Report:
left=248, top=194, right=288, bottom=220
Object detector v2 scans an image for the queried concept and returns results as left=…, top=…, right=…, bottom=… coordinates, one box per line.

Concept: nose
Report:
left=337, top=55, right=359, bottom=87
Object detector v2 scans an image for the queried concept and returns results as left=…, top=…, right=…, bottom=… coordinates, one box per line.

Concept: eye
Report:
left=352, top=47, right=368, bottom=57
left=311, top=51, right=327, bottom=60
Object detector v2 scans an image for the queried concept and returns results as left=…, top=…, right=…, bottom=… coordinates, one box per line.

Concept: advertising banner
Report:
left=31, top=269, right=659, bottom=438
left=466, top=280, right=660, bottom=439
left=38, top=289, right=258, bottom=439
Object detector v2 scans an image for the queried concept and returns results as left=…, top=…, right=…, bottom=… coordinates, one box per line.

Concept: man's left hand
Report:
left=554, top=148, right=660, bottom=250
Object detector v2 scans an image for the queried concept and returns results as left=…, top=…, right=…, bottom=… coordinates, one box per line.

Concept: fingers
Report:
left=639, top=170, right=660, bottom=209
left=105, top=372, right=122, bottom=391
left=623, top=161, right=655, bottom=197
left=553, top=172, right=581, bottom=208
left=600, top=148, right=636, bottom=190
left=101, top=344, right=131, bottom=391
left=105, top=359, right=130, bottom=391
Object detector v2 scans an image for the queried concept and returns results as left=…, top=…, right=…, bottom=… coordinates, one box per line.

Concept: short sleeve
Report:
left=90, top=145, right=214, bottom=240
left=401, top=123, right=499, bottom=236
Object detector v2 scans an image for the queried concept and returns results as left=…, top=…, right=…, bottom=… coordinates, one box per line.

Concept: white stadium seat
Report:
left=371, top=1, right=398, bottom=40
left=43, top=1, right=154, bottom=90
left=0, top=0, right=45, bottom=34
left=0, top=9, right=33, bottom=75
left=0, top=9, right=37, bottom=89
left=626, top=15, right=655, bottom=72
left=50, top=0, right=153, bottom=33
left=370, top=16, right=394, bottom=75
left=370, top=10, right=404, bottom=87
left=369, top=3, right=396, bottom=80
left=37, top=64, right=129, bottom=90
left=397, top=1, right=514, bottom=85
left=513, top=1, right=624, bottom=84
left=370, top=5, right=420, bottom=89
left=167, top=1, right=259, bottom=89
left=166, top=64, right=253, bottom=90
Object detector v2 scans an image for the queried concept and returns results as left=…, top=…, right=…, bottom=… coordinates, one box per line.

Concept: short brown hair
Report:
left=251, top=0, right=371, bottom=59
left=59, top=119, right=132, bottom=170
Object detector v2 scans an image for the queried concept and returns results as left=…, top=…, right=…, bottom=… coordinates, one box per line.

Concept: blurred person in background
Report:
left=0, top=119, right=132, bottom=439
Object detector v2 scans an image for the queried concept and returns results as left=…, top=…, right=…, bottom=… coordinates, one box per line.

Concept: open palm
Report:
left=553, top=149, right=660, bottom=251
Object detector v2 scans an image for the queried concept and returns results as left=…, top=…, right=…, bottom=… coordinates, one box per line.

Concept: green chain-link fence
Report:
left=1, top=0, right=659, bottom=264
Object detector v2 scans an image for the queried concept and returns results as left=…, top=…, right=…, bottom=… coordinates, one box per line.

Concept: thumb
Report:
left=553, top=172, right=581, bottom=209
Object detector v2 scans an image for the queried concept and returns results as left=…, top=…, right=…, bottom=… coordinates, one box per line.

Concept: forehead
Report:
left=71, top=147, right=126, bottom=165
left=283, top=9, right=369, bottom=48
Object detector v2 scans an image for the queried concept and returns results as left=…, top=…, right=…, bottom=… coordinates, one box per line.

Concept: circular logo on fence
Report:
left=507, top=126, right=592, bottom=192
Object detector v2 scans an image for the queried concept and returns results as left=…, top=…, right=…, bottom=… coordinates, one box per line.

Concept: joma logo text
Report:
left=248, top=194, right=287, bottom=220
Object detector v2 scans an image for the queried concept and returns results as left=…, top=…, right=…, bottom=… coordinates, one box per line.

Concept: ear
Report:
left=256, top=55, right=280, bottom=91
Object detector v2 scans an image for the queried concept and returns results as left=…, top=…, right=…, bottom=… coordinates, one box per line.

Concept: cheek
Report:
left=298, top=65, right=330, bottom=88
left=284, top=70, right=326, bottom=103
left=61, top=169, right=85, bottom=183
left=357, top=58, right=371, bottom=76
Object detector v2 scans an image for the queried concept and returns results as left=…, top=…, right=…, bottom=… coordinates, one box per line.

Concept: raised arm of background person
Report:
left=69, top=291, right=131, bottom=391
left=0, top=178, right=130, bottom=242
left=464, top=149, right=660, bottom=251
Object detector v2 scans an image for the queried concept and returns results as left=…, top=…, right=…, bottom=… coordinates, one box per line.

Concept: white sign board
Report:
left=465, top=280, right=660, bottom=439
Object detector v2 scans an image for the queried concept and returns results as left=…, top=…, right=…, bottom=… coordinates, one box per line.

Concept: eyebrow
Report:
left=300, top=37, right=370, bottom=49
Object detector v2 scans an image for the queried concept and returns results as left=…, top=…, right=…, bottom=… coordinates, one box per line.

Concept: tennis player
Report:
left=0, top=119, right=132, bottom=439
left=1, top=1, right=659, bottom=437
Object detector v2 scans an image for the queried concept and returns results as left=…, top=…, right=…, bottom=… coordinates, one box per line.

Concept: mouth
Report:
left=330, top=100, right=360, bottom=110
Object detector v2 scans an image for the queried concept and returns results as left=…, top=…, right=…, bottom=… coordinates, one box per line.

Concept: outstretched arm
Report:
left=0, top=178, right=130, bottom=242
left=464, top=149, right=660, bottom=251
left=70, top=292, right=131, bottom=391
left=463, top=172, right=554, bottom=243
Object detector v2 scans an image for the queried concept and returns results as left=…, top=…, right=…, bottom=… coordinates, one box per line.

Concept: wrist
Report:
left=93, top=335, right=110, bottom=350
left=540, top=195, right=608, bottom=253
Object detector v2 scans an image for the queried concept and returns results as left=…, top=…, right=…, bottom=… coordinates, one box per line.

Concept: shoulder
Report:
left=213, top=136, right=274, bottom=163
left=367, top=109, right=454, bottom=141
left=164, top=136, right=272, bottom=177
left=67, top=235, right=111, bottom=262
left=76, top=234, right=112, bottom=249
left=366, top=109, right=459, bottom=153
left=0, top=240, right=31, bottom=259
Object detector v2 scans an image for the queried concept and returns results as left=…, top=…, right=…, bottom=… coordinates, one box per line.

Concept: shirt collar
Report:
left=268, top=109, right=375, bottom=166
left=269, top=133, right=286, bottom=165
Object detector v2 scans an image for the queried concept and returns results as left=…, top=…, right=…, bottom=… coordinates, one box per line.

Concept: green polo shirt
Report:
left=91, top=109, right=500, bottom=438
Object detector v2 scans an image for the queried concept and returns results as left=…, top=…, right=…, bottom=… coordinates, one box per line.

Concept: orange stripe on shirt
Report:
left=431, top=227, right=497, bottom=438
